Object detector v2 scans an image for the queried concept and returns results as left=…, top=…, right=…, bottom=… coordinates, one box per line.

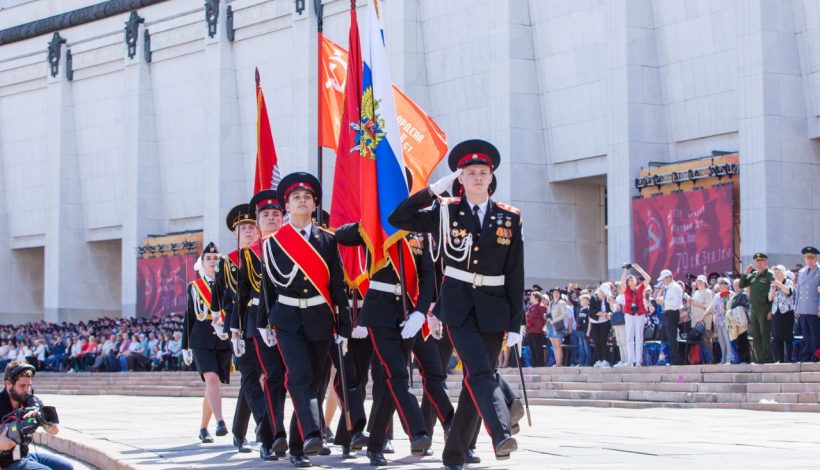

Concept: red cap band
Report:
left=284, top=182, right=316, bottom=201
left=457, top=153, right=493, bottom=169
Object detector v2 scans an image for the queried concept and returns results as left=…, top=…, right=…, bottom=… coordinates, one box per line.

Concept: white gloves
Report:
left=212, top=319, right=228, bottom=340
left=258, top=327, right=276, bottom=347
left=182, top=349, right=193, bottom=366
left=427, top=314, right=443, bottom=340
left=351, top=326, right=369, bottom=339
left=231, top=337, right=245, bottom=357
left=429, top=169, right=462, bottom=196
left=335, top=335, right=349, bottom=356
left=506, top=332, right=523, bottom=352
left=401, top=311, right=426, bottom=339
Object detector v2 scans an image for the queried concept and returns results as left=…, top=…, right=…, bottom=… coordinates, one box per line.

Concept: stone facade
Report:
left=1, top=0, right=818, bottom=321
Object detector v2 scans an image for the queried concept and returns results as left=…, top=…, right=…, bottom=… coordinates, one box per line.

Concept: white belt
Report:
left=278, top=295, right=325, bottom=309
left=368, top=280, right=403, bottom=295
left=444, top=266, right=505, bottom=287
left=250, top=298, right=259, bottom=306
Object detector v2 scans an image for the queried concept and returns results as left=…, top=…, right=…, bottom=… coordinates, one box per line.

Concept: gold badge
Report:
left=451, top=229, right=459, bottom=237
left=505, top=221, right=512, bottom=227
left=459, top=229, right=468, bottom=238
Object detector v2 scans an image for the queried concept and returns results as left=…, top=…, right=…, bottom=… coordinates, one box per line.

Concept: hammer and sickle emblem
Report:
left=324, top=51, right=347, bottom=93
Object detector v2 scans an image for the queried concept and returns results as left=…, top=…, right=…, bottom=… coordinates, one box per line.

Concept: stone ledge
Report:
left=33, top=428, right=137, bottom=470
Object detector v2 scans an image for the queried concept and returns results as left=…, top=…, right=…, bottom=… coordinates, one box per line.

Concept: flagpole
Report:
left=314, top=0, right=325, bottom=227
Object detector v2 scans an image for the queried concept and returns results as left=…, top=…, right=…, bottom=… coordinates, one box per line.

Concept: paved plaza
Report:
left=36, top=394, right=819, bottom=469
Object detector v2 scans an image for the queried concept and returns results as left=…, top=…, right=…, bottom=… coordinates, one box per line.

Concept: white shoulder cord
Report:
left=263, top=238, right=298, bottom=288
left=435, top=201, right=472, bottom=262
left=192, top=285, right=208, bottom=321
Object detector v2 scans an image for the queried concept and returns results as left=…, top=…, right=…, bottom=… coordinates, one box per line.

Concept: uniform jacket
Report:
left=212, top=253, right=239, bottom=337
left=261, top=224, right=352, bottom=341
left=739, top=269, right=774, bottom=307
left=335, top=223, right=435, bottom=328
left=388, top=189, right=524, bottom=334
left=795, top=265, right=820, bottom=314
left=231, top=243, right=270, bottom=339
left=182, top=278, right=231, bottom=351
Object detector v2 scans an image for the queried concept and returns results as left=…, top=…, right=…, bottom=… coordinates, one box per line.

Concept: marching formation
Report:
left=181, top=140, right=526, bottom=469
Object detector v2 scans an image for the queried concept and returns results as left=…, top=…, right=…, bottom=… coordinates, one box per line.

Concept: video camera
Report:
left=1, top=405, right=59, bottom=446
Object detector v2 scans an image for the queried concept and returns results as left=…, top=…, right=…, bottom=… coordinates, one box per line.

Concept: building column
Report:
left=202, top=0, right=245, bottom=250
left=605, top=0, right=668, bottom=279
left=290, top=0, right=319, bottom=177
left=121, top=19, right=164, bottom=318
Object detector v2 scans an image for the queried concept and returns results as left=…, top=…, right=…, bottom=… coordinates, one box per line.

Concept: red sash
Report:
left=387, top=238, right=419, bottom=307
left=272, top=224, right=334, bottom=311
left=247, top=240, right=262, bottom=260
left=192, top=278, right=213, bottom=308
left=227, top=250, right=240, bottom=266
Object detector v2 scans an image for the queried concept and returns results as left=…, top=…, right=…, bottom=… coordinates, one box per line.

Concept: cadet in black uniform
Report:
left=389, top=139, right=524, bottom=470
left=182, top=242, right=231, bottom=444
left=259, top=172, right=354, bottom=468
left=334, top=225, right=435, bottom=465
left=211, top=204, right=259, bottom=453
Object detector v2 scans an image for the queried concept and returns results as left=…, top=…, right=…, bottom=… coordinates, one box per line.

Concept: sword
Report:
left=396, top=242, right=414, bottom=388
left=513, top=344, right=532, bottom=427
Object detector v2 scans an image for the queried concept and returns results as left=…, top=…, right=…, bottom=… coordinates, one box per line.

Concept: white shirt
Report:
left=293, top=222, right=313, bottom=240
left=662, top=281, right=684, bottom=310
left=465, top=198, right=489, bottom=225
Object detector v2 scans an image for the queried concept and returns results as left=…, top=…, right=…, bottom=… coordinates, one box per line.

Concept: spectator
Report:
left=116, top=333, right=132, bottom=372
left=621, top=264, right=650, bottom=367
left=168, top=331, right=183, bottom=370
left=32, top=339, right=46, bottom=370
left=547, top=288, right=568, bottom=367
left=700, top=278, right=733, bottom=365
left=127, top=334, right=148, bottom=371
left=68, top=336, right=84, bottom=372
left=589, top=283, right=613, bottom=367
left=655, top=269, right=684, bottom=366
left=45, top=337, right=67, bottom=371
left=768, top=265, right=795, bottom=363
left=524, top=292, right=547, bottom=367
left=611, top=284, right=628, bottom=367
left=727, top=279, right=752, bottom=363
left=795, top=246, right=820, bottom=362
left=739, top=253, right=774, bottom=363
left=574, top=292, right=592, bottom=367
left=81, top=335, right=99, bottom=371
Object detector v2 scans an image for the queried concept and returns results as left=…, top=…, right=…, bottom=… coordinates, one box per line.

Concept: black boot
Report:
left=410, top=433, right=432, bottom=456
left=466, top=447, right=481, bottom=463
left=367, top=451, right=387, bottom=466
left=289, top=454, right=312, bottom=468
left=215, top=420, right=228, bottom=437
left=198, top=429, right=213, bottom=444
left=272, top=436, right=288, bottom=457
left=233, top=436, right=251, bottom=453
left=350, top=431, right=368, bottom=451
left=259, top=445, right=277, bottom=461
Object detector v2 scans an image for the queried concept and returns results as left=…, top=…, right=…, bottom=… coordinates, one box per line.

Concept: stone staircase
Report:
left=34, top=363, right=820, bottom=412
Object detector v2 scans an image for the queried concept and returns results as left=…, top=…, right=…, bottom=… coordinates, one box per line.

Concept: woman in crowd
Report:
left=547, top=288, right=568, bottom=367
left=727, top=279, right=752, bottom=363
left=612, top=283, right=628, bottom=367
left=769, top=265, right=795, bottom=363
left=620, top=264, right=651, bottom=367
left=699, top=278, right=733, bottom=365
left=117, top=332, right=131, bottom=372
left=690, top=275, right=715, bottom=363
left=525, top=291, right=548, bottom=367
left=589, top=283, right=613, bottom=367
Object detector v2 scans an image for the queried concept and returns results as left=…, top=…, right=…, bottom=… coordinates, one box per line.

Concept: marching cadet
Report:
left=740, top=253, right=774, bottom=363
left=231, top=192, right=288, bottom=461
left=182, top=242, right=231, bottom=444
left=334, top=224, right=436, bottom=465
left=259, top=172, right=355, bottom=468
left=211, top=204, right=263, bottom=453
left=795, top=246, right=820, bottom=362
left=389, top=139, right=524, bottom=470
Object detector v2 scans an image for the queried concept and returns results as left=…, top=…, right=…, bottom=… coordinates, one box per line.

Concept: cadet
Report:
left=739, top=253, right=774, bottom=363
left=795, top=246, right=820, bottom=362
left=389, top=139, right=524, bottom=470
left=182, top=242, right=231, bottom=444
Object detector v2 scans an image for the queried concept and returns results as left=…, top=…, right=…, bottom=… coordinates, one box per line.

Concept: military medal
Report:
left=451, top=229, right=459, bottom=237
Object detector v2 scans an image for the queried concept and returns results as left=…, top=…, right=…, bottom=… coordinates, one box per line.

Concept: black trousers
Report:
left=251, top=337, right=287, bottom=439
left=442, top=313, right=511, bottom=467
left=235, top=338, right=273, bottom=446
left=275, top=329, right=331, bottom=456
left=366, top=354, right=394, bottom=440
left=413, top=334, right=454, bottom=437
left=232, top=384, right=250, bottom=438
left=326, top=339, right=367, bottom=447
left=525, top=332, right=547, bottom=367
left=771, top=311, right=795, bottom=363
left=663, top=310, right=683, bottom=365
left=798, top=314, right=820, bottom=362
left=590, top=322, right=611, bottom=363
left=367, top=326, right=426, bottom=452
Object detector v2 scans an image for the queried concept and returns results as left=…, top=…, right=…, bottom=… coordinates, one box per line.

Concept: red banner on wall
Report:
left=632, top=185, right=734, bottom=279
left=137, top=254, right=197, bottom=318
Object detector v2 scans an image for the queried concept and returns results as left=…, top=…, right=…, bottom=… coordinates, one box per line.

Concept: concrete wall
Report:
left=1, top=0, right=819, bottom=322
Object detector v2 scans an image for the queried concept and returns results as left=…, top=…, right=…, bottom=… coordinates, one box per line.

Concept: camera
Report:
left=630, top=303, right=638, bottom=314
left=622, top=263, right=632, bottom=270
left=1, top=405, right=59, bottom=447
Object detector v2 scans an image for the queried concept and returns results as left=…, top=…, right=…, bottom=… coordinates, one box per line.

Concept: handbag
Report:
left=610, top=310, right=625, bottom=326
left=686, top=321, right=706, bottom=343
left=643, top=318, right=659, bottom=341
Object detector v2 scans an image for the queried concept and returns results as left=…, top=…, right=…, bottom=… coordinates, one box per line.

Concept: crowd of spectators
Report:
left=0, top=315, right=190, bottom=373
left=520, top=260, right=820, bottom=368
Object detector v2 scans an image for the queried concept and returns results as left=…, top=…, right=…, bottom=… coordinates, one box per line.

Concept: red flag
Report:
left=329, top=2, right=367, bottom=287
left=318, top=34, right=348, bottom=149
left=254, top=69, right=281, bottom=193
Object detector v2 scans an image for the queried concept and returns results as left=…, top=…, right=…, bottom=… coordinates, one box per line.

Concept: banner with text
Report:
left=632, top=185, right=734, bottom=279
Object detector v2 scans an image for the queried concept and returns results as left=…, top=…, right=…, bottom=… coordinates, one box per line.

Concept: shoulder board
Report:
left=318, top=226, right=334, bottom=235
left=495, top=201, right=520, bottom=215
left=439, top=197, right=461, bottom=205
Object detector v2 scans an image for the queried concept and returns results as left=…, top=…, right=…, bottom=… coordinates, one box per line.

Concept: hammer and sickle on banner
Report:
left=324, top=51, right=347, bottom=93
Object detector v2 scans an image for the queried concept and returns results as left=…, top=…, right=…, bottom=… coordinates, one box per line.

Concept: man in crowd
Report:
left=795, top=247, right=820, bottom=362
left=740, top=253, right=774, bottom=363
left=655, top=269, right=684, bottom=366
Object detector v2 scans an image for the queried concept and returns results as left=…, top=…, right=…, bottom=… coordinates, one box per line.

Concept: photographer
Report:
left=0, top=361, right=72, bottom=470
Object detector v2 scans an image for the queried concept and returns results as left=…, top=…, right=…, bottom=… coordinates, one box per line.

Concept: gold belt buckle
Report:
left=472, top=273, right=485, bottom=287
left=299, top=298, right=308, bottom=309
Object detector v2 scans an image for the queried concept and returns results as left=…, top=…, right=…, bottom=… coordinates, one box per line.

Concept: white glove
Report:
left=182, top=349, right=193, bottom=366
left=212, top=319, right=228, bottom=340
left=429, top=169, right=462, bottom=196
left=401, top=311, right=426, bottom=339
left=506, top=332, right=523, bottom=352
left=258, top=327, right=276, bottom=347
left=335, top=335, right=349, bottom=356
left=231, top=338, right=245, bottom=357
left=351, top=326, right=369, bottom=339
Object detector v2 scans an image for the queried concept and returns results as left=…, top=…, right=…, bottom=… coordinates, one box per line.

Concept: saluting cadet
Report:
left=389, top=139, right=524, bottom=470
left=210, top=204, right=257, bottom=453
left=334, top=224, right=435, bottom=465
left=182, top=242, right=231, bottom=444
left=259, top=172, right=354, bottom=468
left=740, top=253, right=774, bottom=363
left=795, top=246, right=820, bottom=362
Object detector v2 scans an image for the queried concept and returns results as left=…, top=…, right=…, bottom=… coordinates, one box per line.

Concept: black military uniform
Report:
left=335, top=224, right=436, bottom=463
left=211, top=204, right=259, bottom=453
left=389, top=139, right=524, bottom=469
left=259, top=173, right=353, bottom=466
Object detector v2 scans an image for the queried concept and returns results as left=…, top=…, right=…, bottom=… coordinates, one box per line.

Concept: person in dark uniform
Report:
left=259, top=172, right=354, bottom=468
left=795, top=246, right=820, bottom=362
left=211, top=204, right=260, bottom=453
left=389, top=139, right=523, bottom=470
left=182, top=242, right=231, bottom=444
left=334, top=223, right=436, bottom=465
